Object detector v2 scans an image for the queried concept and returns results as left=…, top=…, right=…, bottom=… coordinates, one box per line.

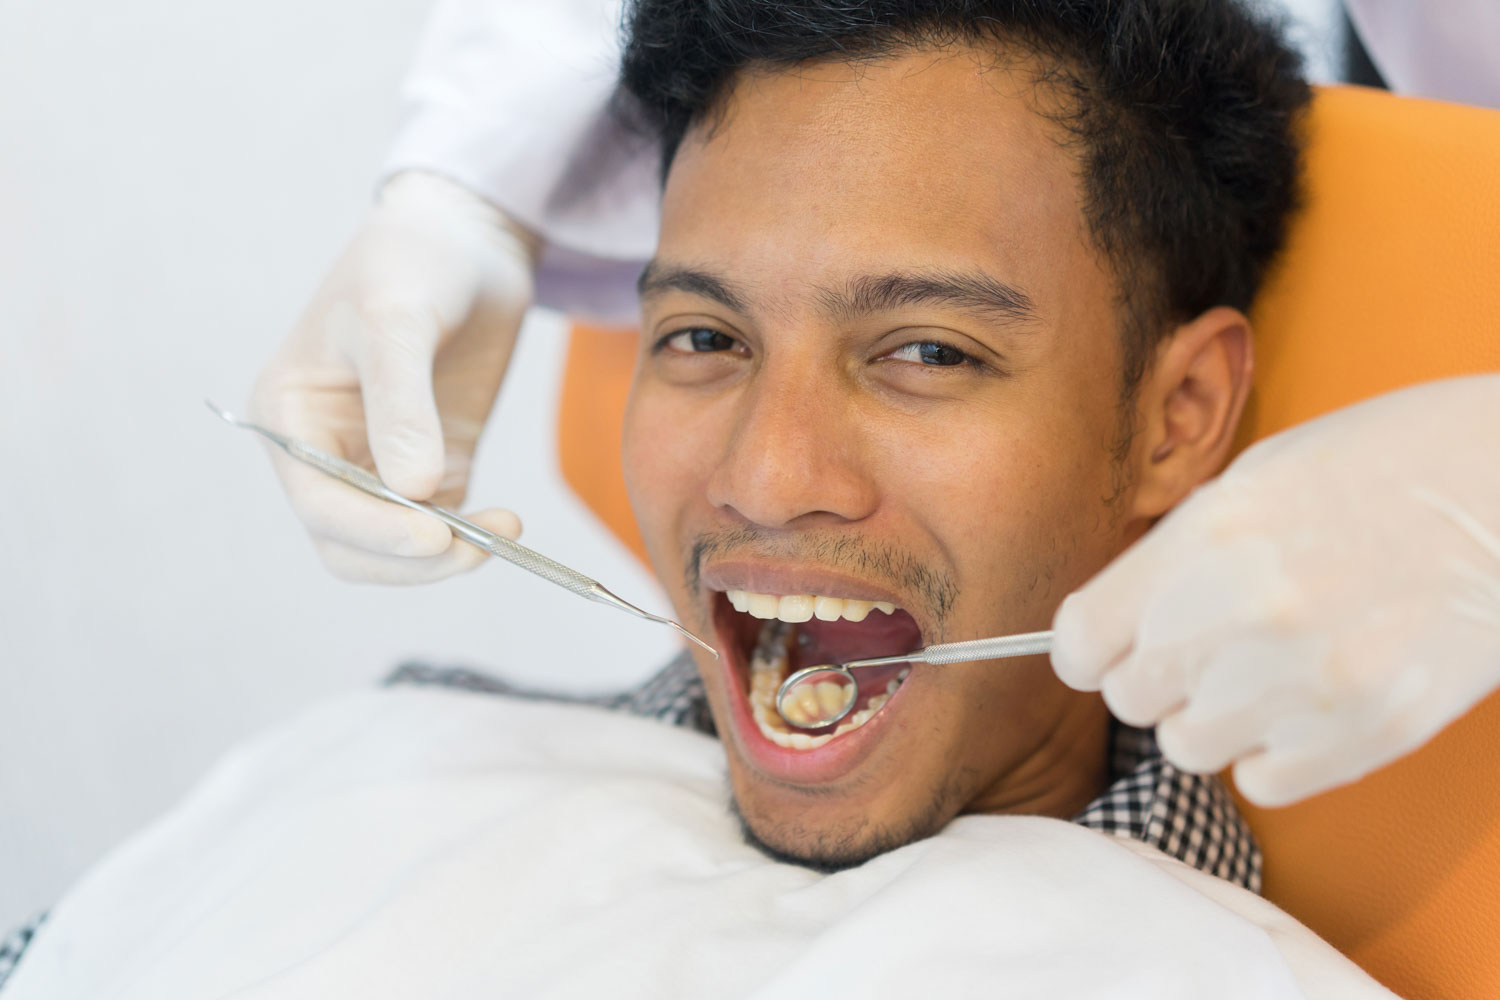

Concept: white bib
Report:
left=4, top=688, right=1392, bottom=999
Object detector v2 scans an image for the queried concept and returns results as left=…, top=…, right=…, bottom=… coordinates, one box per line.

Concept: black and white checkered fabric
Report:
left=1074, top=722, right=1261, bottom=891
left=0, top=915, right=43, bottom=993
left=386, top=652, right=1261, bottom=892
left=0, top=654, right=1260, bottom=993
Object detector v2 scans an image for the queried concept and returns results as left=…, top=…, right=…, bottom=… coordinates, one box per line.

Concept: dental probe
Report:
left=775, top=630, right=1053, bottom=730
left=206, top=401, right=717, bottom=658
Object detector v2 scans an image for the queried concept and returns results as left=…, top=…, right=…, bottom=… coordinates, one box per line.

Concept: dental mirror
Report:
left=774, top=629, right=1055, bottom=730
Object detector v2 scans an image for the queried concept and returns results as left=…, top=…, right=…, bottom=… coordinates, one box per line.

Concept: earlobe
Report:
left=1129, top=307, right=1254, bottom=519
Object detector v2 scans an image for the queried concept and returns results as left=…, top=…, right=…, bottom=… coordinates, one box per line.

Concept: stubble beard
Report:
left=724, top=768, right=973, bottom=874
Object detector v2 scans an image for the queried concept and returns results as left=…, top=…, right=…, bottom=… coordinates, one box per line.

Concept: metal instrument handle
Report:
left=840, top=629, right=1054, bottom=672
left=919, top=630, right=1054, bottom=665
left=268, top=429, right=718, bottom=656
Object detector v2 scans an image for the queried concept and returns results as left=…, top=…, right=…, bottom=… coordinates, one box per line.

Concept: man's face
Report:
left=623, top=46, right=1149, bottom=867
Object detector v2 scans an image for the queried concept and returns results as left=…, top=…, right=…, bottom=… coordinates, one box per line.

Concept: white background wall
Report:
left=0, top=0, right=676, bottom=932
left=0, top=0, right=1342, bottom=933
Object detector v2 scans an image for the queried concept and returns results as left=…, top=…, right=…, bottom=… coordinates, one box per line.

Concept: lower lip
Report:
left=714, top=605, right=910, bottom=786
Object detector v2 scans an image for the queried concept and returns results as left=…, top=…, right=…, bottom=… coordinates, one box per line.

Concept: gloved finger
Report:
left=1050, top=522, right=1188, bottom=691
left=1097, top=647, right=1193, bottom=727
left=312, top=507, right=523, bottom=585
left=1150, top=634, right=1308, bottom=772
left=269, top=444, right=455, bottom=558
left=1227, top=703, right=1387, bottom=807
left=1230, top=745, right=1352, bottom=808
left=246, top=382, right=457, bottom=558
left=353, top=306, right=447, bottom=500
left=1155, top=701, right=1273, bottom=775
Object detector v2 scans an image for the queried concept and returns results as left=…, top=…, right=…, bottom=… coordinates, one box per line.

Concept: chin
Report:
left=726, top=784, right=949, bottom=874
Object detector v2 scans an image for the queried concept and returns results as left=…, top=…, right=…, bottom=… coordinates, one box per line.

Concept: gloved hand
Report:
left=1052, top=374, right=1500, bottom=806
left=249, top=171, right=540, bottom=583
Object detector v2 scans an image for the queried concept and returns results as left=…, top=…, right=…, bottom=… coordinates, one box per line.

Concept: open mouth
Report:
left=712, top=589, right=923, bottom=750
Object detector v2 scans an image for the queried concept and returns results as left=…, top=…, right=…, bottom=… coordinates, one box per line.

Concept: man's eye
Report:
left=663, top=327, right=738, bottom=353
left=886, top=341, right=972, bottom=367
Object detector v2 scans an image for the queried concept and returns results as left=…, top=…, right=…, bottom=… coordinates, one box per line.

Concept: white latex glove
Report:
left=1052, top=374, right=1500, bottom=806
left=250, top=171, right=540, bottom=583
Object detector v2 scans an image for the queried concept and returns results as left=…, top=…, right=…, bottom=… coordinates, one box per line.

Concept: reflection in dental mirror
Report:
left=775, top=666, right=859, bottom=728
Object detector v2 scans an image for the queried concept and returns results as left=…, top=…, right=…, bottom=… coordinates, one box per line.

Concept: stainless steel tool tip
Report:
left=204, top=399, right=239, bottom=424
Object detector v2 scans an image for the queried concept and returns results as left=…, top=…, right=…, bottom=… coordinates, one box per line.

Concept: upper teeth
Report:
left=725, top=590, right=897, bottom=623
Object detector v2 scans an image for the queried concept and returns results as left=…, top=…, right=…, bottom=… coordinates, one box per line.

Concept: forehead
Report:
left=658, top=44, right=1103, bottom=313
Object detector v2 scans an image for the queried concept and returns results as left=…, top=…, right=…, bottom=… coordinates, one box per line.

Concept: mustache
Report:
left=685, top=527, right=957, bottom=626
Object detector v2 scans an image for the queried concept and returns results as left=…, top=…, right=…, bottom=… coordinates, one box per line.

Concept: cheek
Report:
left=621, top=387, right=674, bottom=552
left=957, top=658, right=1099, bottom=771
left=889, top=402, right=1075, bottom=534
left=622, top=380, right=723, bottom=570
left=884, top=395, right=1120, bottom=616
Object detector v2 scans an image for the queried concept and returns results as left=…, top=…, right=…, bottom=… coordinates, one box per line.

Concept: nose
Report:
left=705, top=359, right=878, bottom=529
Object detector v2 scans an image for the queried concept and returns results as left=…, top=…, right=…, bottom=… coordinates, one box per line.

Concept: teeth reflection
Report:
left=815, top=680, right=849, bottom=718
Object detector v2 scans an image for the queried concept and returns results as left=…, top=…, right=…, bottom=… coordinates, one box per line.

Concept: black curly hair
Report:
left=617, top=0, right=1311, bottom=397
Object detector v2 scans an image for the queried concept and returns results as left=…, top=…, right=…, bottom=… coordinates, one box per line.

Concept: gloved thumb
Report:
left=354, top=307, right=447, bottom=500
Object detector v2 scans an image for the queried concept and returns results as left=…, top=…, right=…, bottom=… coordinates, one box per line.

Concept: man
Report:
left=607, top=0, right=1303, bottom=871
left=251, top=0, right=1500, bottom=808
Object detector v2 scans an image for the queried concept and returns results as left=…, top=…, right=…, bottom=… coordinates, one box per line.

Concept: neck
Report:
left=968, top=692, right=1113, bottom=820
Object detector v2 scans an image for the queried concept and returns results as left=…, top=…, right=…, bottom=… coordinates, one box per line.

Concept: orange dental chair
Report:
left=554, top=86, right=1500, bottom=1000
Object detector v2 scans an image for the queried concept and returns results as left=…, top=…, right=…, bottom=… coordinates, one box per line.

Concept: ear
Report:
left=1127, top=306, right=1254, bottom=520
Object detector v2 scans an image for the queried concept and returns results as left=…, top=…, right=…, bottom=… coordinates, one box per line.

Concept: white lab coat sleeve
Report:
left=383, top=0, right=660, bottom=320
left=1344, top=0, right=1500, bottom=109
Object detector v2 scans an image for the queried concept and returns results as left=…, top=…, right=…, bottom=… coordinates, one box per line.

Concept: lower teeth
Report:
left=747, top=620, right=906, bottom=749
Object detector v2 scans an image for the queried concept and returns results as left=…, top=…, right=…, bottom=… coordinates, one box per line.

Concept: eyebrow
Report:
left=637, top=262, right=750, bottom=313
left=638, top=261, right=1037, bottom=326
left=825, top=271, right=1038, bottom=325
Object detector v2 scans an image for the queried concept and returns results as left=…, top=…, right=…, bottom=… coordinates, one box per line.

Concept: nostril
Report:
left=707, top=489, right=880, bottom=533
